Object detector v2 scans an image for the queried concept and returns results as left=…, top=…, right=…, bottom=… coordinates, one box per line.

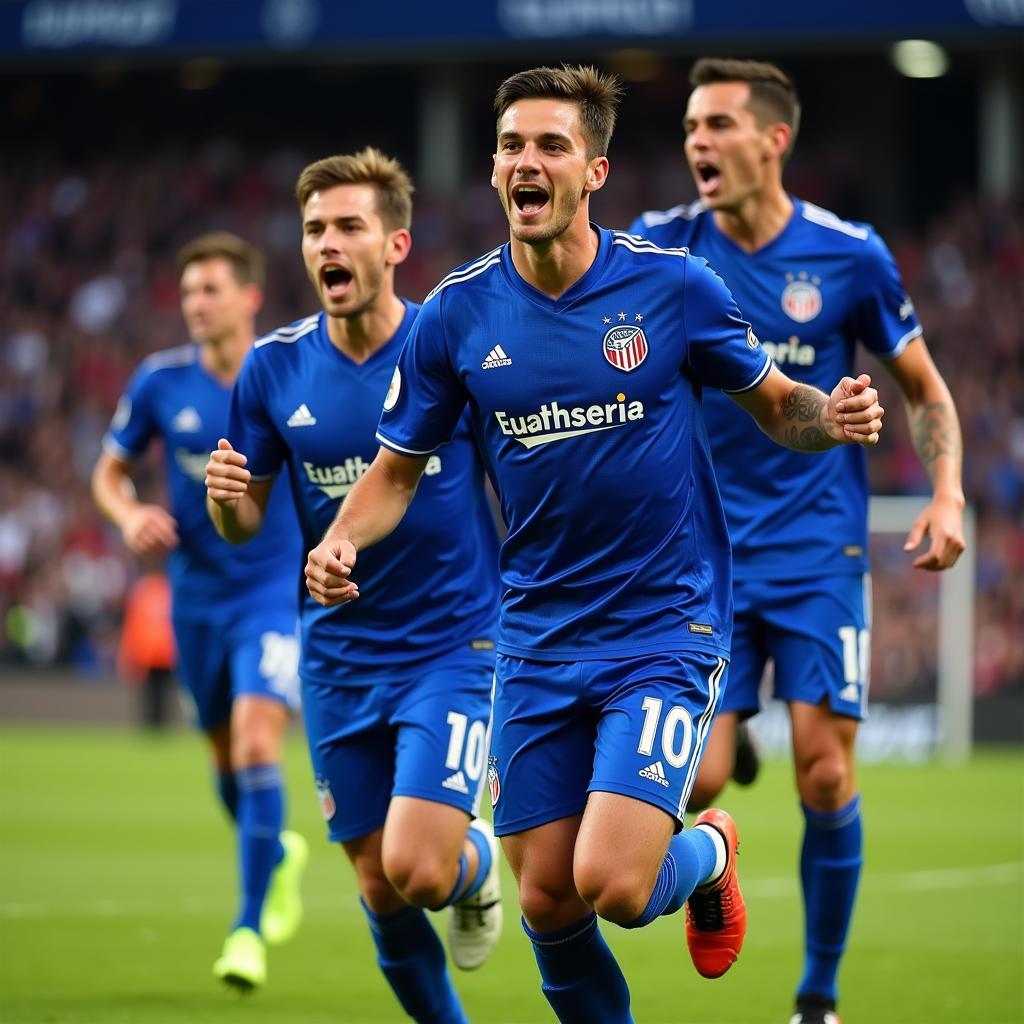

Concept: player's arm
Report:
left=882, top=337, right=965, bottom=570
left=305, top=446, right=429, bottom=607
left=91, top=449, right=179, bottom=557
left=205, top=438, right=274, bottom=544
left=729, top=364, right=885, bottom=451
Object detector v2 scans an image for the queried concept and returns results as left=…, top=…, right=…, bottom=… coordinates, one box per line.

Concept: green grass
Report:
left=1, top=726, right=1022, bottom=1023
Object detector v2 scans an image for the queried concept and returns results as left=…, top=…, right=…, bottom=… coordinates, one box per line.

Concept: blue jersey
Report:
left=103, top=344, right=302, bottom=620
left=377, top=227, right=770, bottom=663
left=229, top=304, right=500, bottom=686
left=629, top=199, right=922, bottom=581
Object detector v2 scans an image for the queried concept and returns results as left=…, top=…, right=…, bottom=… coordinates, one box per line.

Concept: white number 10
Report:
left=638, top=696, right=694, bottom=769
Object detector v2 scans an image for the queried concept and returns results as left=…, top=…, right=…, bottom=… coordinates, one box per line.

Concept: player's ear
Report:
left=385, top=228, right=412, bottom=267
left=243, top=283, right=264, bottom=317
left=491, top=154, right=499, bottom=190
left=583, top=155, right=609, bottom=195
left=765, top=122, right=791, bottom=162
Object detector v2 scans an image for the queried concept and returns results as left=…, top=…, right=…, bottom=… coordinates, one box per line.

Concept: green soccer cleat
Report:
left=260, top=830, right=309, bottom=946
left=213, top=927, right=266, bottom=992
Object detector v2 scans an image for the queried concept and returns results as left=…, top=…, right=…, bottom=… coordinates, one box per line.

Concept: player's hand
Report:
left=205, top=438, right=250, bottom=507
left=122, top=504, right=178, bottom=556
left=305, top=538, right=360, bottom=606
left=826, top=374, right=884, bottom=446
left=904, top=492, right=966, bottom=571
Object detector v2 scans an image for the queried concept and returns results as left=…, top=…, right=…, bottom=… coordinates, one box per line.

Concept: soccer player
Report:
left=204, top=150, right=503, bottom=1023
left=91, top=233, right=308, bottom=990
left=303, top=67, right=887, bottom=1024
left=630, top=58, right=966, bottom=1024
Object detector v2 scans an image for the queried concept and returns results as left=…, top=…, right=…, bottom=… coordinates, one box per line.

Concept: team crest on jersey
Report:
left=781, top=276, right=823, bottom=323
left=315, top=777, right=336, bottom=821
left=603, top=325, right=648, bottom=372
left=487, top=755, right=501, bottom=808
left=383, top=366, right=401, bottom=412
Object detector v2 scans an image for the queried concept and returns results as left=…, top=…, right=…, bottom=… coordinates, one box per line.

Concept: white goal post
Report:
left=868, top=496, right=977, bottom=763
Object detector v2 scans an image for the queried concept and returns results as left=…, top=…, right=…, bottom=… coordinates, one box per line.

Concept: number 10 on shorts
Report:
left=638, top=697, right=695, bottom=769
left=446, top=711, right=488, bottom=782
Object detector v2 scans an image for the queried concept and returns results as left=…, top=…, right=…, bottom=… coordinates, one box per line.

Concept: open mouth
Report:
left=321, top=264, right=353, bottom=297
left=512, top=184, right=550, bottom=215
left=695, top=161, right=721, bottom=190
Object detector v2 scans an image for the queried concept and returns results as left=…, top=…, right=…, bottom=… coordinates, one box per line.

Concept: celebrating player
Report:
left=305, top=67, right=885, bottom=1024
left=92, top=233, right=307, bottom=991
left=205, top=150, right=503, bottom=1022
left=630, top=58, right=965, bottom=1024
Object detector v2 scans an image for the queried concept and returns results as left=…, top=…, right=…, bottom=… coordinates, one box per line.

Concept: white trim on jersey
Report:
left=611, top=233, right=690, bottom=258
left=722, top=354, right=774, bottom=394
left=800, top=201, right=870, bottom=241
left=256, top=314, right=319, bottom=349
left=637, top=200, right=705, bottom=229
left=375, top=430, right=441, bottom=456
left=425, top=248, right=503, bottom=303
left=678, top=656, right=727, bottom=819
left=875, top=323, right=924, bottom=361
left=101, top=433, right=139, bottom=463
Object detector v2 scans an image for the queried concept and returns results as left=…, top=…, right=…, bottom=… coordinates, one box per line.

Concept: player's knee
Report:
left=382, top=848, right=450, bottom=909
left=230, top=730, right=278, bottom=770
left=798, top=753, right=850, bottom=810
left=575, top=864, right=649, bottom=924
left=519, top=878, right=581, bottom=932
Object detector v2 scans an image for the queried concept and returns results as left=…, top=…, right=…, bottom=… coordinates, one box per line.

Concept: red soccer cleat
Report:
left=685, top=808, right=747, bottom=979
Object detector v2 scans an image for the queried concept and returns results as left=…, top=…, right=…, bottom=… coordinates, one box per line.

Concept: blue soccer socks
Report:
left=362, top=899, right=469, bottom=1024
left=797, top=795, right=863, bottom=1003
left=233, top=764, right=285, bottom=934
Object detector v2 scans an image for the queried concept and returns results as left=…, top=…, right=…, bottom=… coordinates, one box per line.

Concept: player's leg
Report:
left=380, top=659, right=501, bottom=970
left=688, top=594, right=767, bottom=810
left=493, top=655, right=632, bottom=1024
left=772, top=574, right=869, bottom=1024
left=579, top=652, right=745, bottom=979
left=304, top=678, right=470, bottom=1024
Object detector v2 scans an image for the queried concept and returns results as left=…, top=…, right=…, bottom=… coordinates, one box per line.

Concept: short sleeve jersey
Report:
left=629, top=199, right=922, bottom=580
left=377, top=227, right=770, bottom=662
left=229, top=305, right=500, bottom=686
left=103, top=345, right=302, bottom=619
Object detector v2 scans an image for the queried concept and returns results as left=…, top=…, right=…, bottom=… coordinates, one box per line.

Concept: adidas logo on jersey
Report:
left=639, top=761, right=670, bottom=788
left=442, top=770, right=469, bottom=794
left=171, top=406, right=201, bottom=432
left=495, top=395, right=645, bottom=450
left=287, top=404, right=317, bottom=427
left=482, top=345, right=513, bottom=369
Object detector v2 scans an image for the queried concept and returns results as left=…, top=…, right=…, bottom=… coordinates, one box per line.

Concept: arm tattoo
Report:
left=780, top=384, right=831, bottom=451
left=910, top=400, right=961, bottom=479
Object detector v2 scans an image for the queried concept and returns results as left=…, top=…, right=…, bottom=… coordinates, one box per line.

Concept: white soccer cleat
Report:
left=448, top=818, right=503, bottom=970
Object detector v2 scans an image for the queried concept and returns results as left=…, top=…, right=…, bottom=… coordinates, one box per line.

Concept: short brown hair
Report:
left=294, top=148, right=414, bottom=231
left=494, top=64, right=624, bottom=160
left=690, top=57, right=801, bottom=155
left=176, top=232, right=265, bottom=288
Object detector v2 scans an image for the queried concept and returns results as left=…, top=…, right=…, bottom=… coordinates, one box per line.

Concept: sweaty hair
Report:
left=689, top=57, right=801, bottom=155
left=176, top=233, right=265, bottom=288
left=294, top=148, right=414, bottom=231
left=494, top=64, right=624, bottom=159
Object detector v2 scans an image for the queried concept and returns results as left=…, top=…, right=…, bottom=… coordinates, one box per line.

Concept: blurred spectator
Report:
left=117, top=571, right=175, bottom=728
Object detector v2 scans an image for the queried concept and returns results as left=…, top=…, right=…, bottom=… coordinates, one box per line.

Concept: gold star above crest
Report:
left=602, top=317, right=612, bottom=324
left=635, top=314, right=644, bottom=323
left=617, top=312, right=627, bottom=321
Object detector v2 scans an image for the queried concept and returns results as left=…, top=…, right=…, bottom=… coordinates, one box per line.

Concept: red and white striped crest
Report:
left=603, top=325, right=648, bottom=373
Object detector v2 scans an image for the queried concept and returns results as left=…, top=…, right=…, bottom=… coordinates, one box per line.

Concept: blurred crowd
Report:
left=1, top=140, right=1021, bottom=701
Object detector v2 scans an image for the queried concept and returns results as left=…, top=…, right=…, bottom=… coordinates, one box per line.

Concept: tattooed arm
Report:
left=883, top=337, right=966, bottom=570
left=729, top=364, right=885, bottom=452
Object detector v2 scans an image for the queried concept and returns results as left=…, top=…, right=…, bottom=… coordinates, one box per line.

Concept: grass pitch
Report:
left=1, top=725, right=1021, bottom=1023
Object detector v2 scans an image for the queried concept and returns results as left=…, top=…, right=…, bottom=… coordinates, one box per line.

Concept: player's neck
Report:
left=326, top=292, right=405, bottom=364
left=198, top=328, right=253, bottom=385
left=711, top=187, right=793, bottom=254
left=509, top=215, right=599, bottom=300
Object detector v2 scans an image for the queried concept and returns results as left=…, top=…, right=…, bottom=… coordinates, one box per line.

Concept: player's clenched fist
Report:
left=305, top=538, right=360, bottom=607
left=205, top=438, right=251, bottom=506
left=827, top=374, right=885, bottom=446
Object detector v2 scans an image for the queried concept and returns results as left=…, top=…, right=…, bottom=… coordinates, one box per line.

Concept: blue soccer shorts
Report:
left=490, top=651, right=727, bottom=837
left=723, top=573, right=871, bottom=721
left=172, top=610, right=300, bottom=732
left=301, top=652, right=494, bottom=843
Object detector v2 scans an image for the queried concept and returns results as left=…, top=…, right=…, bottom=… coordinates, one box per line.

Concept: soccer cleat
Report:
left=260, top=830, right=309, bottom=946
left=213, top=926, right=266, bottom=991
left=732, top=721, right=761, bottom=787
left=789, top=994, right=842, bottom=1024
left=685, top=808, right=747, bottom=979
left=448, top=818, right=503, bottom=970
